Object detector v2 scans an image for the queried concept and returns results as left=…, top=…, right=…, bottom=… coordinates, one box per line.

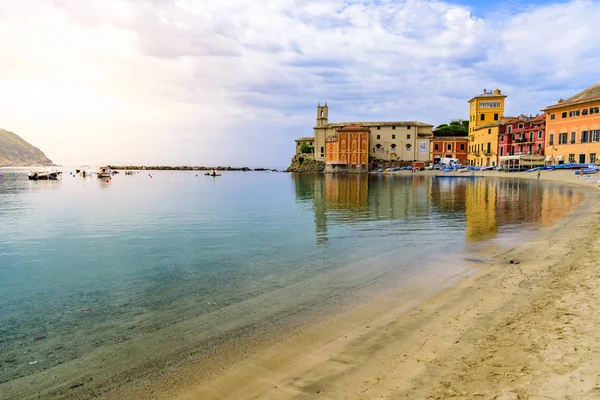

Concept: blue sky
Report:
left=0, top=0, right=598, bottom=167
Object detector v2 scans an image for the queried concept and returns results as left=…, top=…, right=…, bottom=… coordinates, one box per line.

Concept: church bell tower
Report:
left=316, top=102, right=329, bottom=127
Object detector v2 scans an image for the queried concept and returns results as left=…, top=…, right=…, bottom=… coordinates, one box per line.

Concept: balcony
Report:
left=483, top=151, right=493, bottom=156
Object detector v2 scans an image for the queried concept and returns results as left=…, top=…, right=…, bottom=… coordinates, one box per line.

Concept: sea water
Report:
left=0, top=170, right=582, bottom=399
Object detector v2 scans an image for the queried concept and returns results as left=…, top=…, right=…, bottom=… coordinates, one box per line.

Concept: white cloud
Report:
left=0, top=0, right=598, bottom=167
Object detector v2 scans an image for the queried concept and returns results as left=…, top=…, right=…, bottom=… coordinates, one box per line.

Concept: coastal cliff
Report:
left=0, top=129, right=53, bottom=166
left=286, top=157, right=325, bottom=173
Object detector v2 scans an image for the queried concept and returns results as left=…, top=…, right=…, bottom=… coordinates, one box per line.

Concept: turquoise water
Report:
left=0, top=171, right=582, bottom=399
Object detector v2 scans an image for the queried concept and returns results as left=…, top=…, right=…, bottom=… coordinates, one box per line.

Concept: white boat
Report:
left=76, top=165, right=93, bottom=177
left=97, top=166, right=111, bottom=178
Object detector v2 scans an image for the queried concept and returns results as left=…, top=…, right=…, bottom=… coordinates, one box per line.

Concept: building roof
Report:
left=468, top=89, right=507, bottom=103
left=431, top=136, right=469, bottom=141
left=336, top=125, right=370, bottom=132
left=295, top=137, right=314, bottom=142
left=318, top=121, right=433, bottom=128
left=543, top=83, right=600, bottom=111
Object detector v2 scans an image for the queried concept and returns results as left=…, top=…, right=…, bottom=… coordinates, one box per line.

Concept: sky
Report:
left=1, top=0, right=599, bottom=167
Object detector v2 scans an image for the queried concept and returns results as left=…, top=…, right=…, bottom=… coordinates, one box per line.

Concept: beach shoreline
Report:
left=98, top=169, right=600, bottom=400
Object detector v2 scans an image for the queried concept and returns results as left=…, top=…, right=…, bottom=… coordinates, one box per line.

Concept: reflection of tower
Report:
left=316, top=102, right=329, bottom=127
left=313, top=176, right=329, bottom=244
left=464, top=179, right=498, bottom=242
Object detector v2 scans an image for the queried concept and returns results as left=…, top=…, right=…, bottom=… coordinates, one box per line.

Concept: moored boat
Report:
left=97, top=166, right=111, bottom=178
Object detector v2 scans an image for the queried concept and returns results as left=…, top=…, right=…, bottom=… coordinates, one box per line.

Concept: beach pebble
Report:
left=509, top=260, right=521, bottom=264
left=28, top=361, right=38, bottom=365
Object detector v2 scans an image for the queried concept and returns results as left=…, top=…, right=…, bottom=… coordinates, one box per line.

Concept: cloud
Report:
left=0, top=0, right=599, bottom=167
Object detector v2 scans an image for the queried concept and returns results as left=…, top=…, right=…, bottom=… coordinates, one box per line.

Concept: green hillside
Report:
left=0, top=129, right=53, bottom=166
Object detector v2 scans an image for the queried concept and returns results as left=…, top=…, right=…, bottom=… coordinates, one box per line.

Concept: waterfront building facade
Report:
left=430, top=135, right=469, bottom=165
left=324, top=125, right=369, bottom=172
left=313, top=104, right=433, bottom=164
left=467, top=89, right=507, bottom=167
left=542, top=83, right=600, bottom=164
left=294, top=137, right=315, bottom=158
left=498, top=114, right=546, bottom=157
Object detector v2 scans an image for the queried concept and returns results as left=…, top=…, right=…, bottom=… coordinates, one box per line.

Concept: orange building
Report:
left=543, top=83, right=600, bottom=164
left=325, top=125, right=369, bottom=172
left=431, top=136, right=469, bottom=164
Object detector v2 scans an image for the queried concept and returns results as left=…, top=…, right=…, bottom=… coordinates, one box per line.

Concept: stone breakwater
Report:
left=107, top=166, right=279, bottom=172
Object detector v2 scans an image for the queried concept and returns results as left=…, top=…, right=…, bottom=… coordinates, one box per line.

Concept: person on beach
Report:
left=537, top=170, right=541, bottom=180
left=580, top=168, right=584, bottom=177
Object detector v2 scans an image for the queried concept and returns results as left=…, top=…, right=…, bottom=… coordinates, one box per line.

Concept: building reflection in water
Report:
left=294, top=174, right=584, bottom=246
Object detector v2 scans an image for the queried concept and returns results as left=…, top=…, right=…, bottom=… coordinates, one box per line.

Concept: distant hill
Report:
left=0, top=129, right=53, bottom=167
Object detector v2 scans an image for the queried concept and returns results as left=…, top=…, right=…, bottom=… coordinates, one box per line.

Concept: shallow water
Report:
left=0, top=170, right=582, bottom=398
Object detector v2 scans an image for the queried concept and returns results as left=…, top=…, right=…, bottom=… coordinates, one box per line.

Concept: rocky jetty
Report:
left=0, top=129, right=53, bottom=167
left=107, top=165, right=279, bottom=172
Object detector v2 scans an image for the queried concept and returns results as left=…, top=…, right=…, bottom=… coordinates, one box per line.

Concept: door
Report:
left=579, top=154, right=586, bottom=164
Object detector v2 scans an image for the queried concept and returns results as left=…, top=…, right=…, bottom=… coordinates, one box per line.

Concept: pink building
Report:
left=498, top=114, right=546, bottom=158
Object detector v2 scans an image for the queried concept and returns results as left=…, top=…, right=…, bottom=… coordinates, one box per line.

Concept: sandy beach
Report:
left=99, top=169, right=600, bottom=400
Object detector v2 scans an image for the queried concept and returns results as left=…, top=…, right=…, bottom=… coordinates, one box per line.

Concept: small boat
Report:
left=97, top=166, right=111, bottom=178
left=28, top=167, right=62, bottom=180
left=125, top=171, right=134, bottom=175
left=78, top=165, right=93, bottom=177
left=574, top=167, right=598, bottom=175
left=204, top=172, right=222, bottom=177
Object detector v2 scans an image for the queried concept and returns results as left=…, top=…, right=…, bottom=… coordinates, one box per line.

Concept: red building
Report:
left=431, top=136, right=469, bottom=164
left=325, top=125, right=369, bottom=172
left=498, top=114, right=546, bottom=157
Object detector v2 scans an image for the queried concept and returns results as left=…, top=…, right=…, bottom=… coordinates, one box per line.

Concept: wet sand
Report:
left=99, top=169, right=600, bottom=399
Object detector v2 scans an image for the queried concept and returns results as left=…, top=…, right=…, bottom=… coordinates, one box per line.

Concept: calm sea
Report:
left=0, top=170, right=582, bottom=399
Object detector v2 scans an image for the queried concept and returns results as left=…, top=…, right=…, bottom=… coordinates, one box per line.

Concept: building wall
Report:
left=431, top=138, right=469, bottom=164
left=467, top=91, right=506, bottom=167
left=498, top=117, right=545, bottom=158
left=295, top=139, right=315, bottom=156
left=545, top=102, right=600, bottom=164
left=468, top=125, right=500, bottom=166
left=325, top=131, right=369, bottom=167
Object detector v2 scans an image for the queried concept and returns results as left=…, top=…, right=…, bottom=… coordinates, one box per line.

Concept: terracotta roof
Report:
left=294, top=137, right=314, bottom=142
left=336, top=125, right=370, bottom=132
left=543, top=83, right=600, bottom=110
left=320, top=121, right=433, bottom=128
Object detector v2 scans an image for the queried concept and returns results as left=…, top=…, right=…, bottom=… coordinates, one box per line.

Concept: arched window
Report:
left=390, top=144, right=397, bottom=150
left=406, top=144, right=412, bottom=150
left=375, top=144, right=382, bottom=150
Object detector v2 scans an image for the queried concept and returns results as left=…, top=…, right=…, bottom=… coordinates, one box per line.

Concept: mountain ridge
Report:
left=0, top=129, right=53, bottom=167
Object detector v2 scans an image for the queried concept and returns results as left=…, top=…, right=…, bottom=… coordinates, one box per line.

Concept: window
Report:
left=591, top=153, right=596, bottom=163
left=592, top=130, right=600, bottom=142
left=500, top=147, right=504, bottom=156
left=530, top=132, right=533, bottom=142
left=549, top=134, right=554, bottom=145
left=488, top=128, right=491, bottom=134
left=494, top=113, right=498, bottom=121
left=569, top=110, right=580, bottom=117
left=570, top=132, right=576, bottom=144
left=392, top=134, right=396, bottom=139
left=407, top=126, right=411, bottom=130
left=479, top=101, right=500, bottom=108
left=569, top=154, right=575, bottom=163
left=480, top=114, right=485, bottom=121
left=562, top=112, right=567, bottom=118
left=391, top=144, right=397, bottom=150
left=377, top=135, right=380, bottom=139
left=518, top=123, right=524, bottom=129
left=407, top=134, right=411, bottom=139
left=538, top=130, right=543, bottom=139
left=434, top=144, right=439, bottom=151
left=500, top=135, right=504, bottom=142
left=590, top=107, right=599, bottom=114
left=550, top=114, right=556, bottom=120
left=405, top=144, right=412, bottom=150
left=559, top=133, right=568, bottom=144
left=583, top=109, right=588, bottom=115
left=447, top=144, right=452, bottom=151
left=581, top=131, right=589, bottom=143
left=460, top=144, right=465, bottom=151
left=321, top=146, right=324, bottom=155
left=507, top=126, right=512, bottom=134
left=392, top=126, right=396, bottom=130
left=377, top=126, right=380, bottom=130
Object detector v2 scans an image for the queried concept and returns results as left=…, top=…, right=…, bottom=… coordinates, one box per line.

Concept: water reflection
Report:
left=293, top=174, right=583, bottom=244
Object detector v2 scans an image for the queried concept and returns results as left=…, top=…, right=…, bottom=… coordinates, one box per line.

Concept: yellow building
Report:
left=313, top=103, right=433, bottom=164
left=467, top=89, right=506, bottom=167
left=542, top=83, right=600, bottom=164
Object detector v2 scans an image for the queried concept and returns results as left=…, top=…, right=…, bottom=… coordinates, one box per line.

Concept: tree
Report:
left=299, top=142, right=314, bottom=154
left=434, top=119, right=468, bottom=136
